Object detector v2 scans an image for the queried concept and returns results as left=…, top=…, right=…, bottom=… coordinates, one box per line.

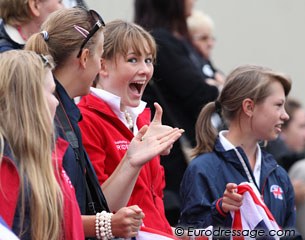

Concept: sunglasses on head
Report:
left=39, top=54, right=52, bottom=67
left=76, top=9, right=105, bottom=58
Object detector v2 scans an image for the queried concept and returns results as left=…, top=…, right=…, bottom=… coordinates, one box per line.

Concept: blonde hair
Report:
left=187, top=10, right=214, bottom=34
left=0, top=50, right=63, bottom=240
left=0, top=0, right=34, bottom=25
left=193, top=64, right=291, bottom=156
left=25, top=7, right=104, bottom=66
left=102, top=19, right=157, bottom=63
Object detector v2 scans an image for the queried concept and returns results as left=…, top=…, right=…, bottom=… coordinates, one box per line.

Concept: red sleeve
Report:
left=0, top=157, right=20, bottom=227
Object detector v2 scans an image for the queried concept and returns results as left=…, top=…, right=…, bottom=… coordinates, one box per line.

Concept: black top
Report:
left=265, top=137, right=305, bottom=172
left=144, top=28, right=219, bottom=145
left=54, top=79, right=109, bottom=215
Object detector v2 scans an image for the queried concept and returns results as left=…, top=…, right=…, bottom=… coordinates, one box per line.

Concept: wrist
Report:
left=216, top=198, right=227, bottom=217
left=95, top=211, right=114, bottom=239
left=125, top=155, right=143, bottom=170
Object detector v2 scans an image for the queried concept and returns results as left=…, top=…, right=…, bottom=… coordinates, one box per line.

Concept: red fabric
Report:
left=215, top=198, right=227, bottom=217
left=0, top=139, right=84, bottom=239
left=53, top=138, right=84, bottom=240
left=0, top=156, right=20, bottom=227
left=78, top=94, right=172, bottom=235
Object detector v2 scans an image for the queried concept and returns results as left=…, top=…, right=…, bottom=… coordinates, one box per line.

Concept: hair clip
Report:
left=40, top=30, right=49, bottom=41
left=73, top=25, right=89, bottom=38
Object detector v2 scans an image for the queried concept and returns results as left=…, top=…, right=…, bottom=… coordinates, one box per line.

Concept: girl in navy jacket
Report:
left=179, top=64, right=301, bottom=239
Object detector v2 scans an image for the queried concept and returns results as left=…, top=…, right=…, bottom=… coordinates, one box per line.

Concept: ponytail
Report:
left=192, top=101, right=219, bottom=156
left=25, top=32, right=51, bottom=57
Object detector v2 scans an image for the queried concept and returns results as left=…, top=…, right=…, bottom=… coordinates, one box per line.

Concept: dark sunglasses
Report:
left=77, top=9, right=105, bottom=58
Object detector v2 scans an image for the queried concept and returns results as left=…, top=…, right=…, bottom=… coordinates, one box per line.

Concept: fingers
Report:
left=226, top=183, right=238, bottom=193
left=151, top=102, right=163, bottom=124
left=221, top=183, right=243, bottom=213
left=160, top=144, right=173, bottom=156
left=158, top=128, right=184, bottom=145
left=127, top=205, right=145, bottom=219
left=156, top=127, right=184, bottom=142
left=112, top=207, right=144, bottom=238
left=136, top=125, right=148, bottom=141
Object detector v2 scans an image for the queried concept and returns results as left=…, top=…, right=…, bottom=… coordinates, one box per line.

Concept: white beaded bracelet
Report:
left=95, top=211, right=114, bottom=239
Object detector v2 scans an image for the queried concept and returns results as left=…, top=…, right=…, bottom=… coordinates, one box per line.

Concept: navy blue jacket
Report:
left=54, top=79, right=109, bottom=215
left=179, top=137, right=296, bottom=230
left=0, top=19, right=23, bottom=53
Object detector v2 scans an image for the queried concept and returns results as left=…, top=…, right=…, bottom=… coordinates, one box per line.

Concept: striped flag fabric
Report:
left=230, top=182, right=281, bottom=240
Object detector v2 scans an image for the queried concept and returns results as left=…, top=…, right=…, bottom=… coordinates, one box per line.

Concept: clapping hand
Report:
left=127, top=102, right=184, bottom=168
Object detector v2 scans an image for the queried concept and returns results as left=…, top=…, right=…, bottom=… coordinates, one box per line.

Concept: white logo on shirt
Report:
left=115, top=140, right=129, bottom=151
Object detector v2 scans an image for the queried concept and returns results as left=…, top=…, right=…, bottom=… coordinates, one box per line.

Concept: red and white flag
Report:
left=230, top=182, right=281, bottom=240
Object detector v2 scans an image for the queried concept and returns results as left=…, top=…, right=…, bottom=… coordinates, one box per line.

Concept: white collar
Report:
left=90, top=87, right=146, bottom=133
left=4, top=24, right=26, bottom=45
left=219, top=130, right=262, bottom=186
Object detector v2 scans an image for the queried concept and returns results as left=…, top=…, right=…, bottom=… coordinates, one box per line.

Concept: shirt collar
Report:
left=90, top=87, right=146, bottom=132
left=219, top=130, right=262, bottom=185
left=4, top=24, right=25, bottom=45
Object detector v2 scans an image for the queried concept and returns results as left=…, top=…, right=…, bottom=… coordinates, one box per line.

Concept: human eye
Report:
left=127, top=57, right=137, bottom=63
left=145, top=57, right=153, bottom=64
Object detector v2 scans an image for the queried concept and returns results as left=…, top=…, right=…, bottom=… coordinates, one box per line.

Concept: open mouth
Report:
left=275, top=123, right=283, bottom=132
left=129, top=81, right=145, bottom=94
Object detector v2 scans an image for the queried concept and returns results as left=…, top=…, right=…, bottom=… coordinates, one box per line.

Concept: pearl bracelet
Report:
left=95, top=211, right=114, bottom=239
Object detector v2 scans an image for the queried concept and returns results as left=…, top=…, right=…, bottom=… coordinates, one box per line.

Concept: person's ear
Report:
left=99, top=58, right=109, bottom=78
left=28, top=0, right=40, bottom=17
left=242, top=98, right=255, bottom=117
left=79, top=49, right=90, bottom=68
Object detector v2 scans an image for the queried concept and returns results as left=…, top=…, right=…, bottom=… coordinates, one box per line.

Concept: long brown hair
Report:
left=193, top=64, right=291, bottom=156
left=0, top=50, right=63, bottom=240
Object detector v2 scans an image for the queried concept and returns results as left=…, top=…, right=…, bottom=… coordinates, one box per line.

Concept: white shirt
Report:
left=90, top=87, right=146, bottom=134
left=219, top=130, right=262, bottom=186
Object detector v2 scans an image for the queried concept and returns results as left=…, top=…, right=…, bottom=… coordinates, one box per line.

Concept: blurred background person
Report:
left=266, top=97, right=305, bottom=239
left=62, top=0, right=87, bottom=8
left=266, top=97, right=305, bottom=171
left=134, top=0, right=220, bottom=225
left=0, top=0, right=64, bottom=52
left=187, top=9, right=225, bottom=90
left=289, top=159, right=305, bottom=238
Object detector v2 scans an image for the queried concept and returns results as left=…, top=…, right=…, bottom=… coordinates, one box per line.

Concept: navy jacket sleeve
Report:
left=179, top=154, right=232, bottom=228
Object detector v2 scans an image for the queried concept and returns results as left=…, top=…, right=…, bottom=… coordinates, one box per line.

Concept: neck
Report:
left=226, top=128, right=258, bottom=170
left=54, top=66, right=82, bottom=99
left=17, top=21, right=39, bottom=40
